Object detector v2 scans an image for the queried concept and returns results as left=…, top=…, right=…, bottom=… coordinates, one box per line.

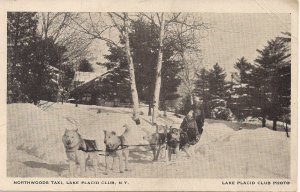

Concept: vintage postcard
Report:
left=0, top=0, right=298, bottom=191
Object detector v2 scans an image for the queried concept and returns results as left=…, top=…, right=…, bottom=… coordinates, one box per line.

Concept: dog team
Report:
left=62, top=107, right=204, bottom=176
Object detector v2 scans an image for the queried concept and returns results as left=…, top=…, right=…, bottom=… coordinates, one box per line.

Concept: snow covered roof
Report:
left=73, top=64, right=107, bottom=84
left=232, top=83, right=248, bottom=89
left=46, top=65, right=60, bottom=72
left=70, top=69, right=113, bottom=94
left=73, top=72, right=102, bottom=83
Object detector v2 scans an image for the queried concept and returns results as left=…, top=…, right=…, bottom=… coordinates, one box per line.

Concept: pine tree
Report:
left=25, top=37, right=67, bottom=103
left=129, top=18, right=158, bottom=107
left=195, top=68, right=210, bottom=117
left=78, top=59, right=94, bottom=72
left=208, top=63, right=227, bottom=100
left=7, top=12, right=68, bottom=104
left=98, top=45, right=130, bottom=103
left=254, top=34, right=291, bottom=129
left=234, top=57, right=252, bottom=83
left=194, top=63, right=228, bottom=119
left=102, top=19, right=181, bottom=114
left=7, top=12, right=38, bottom=102
left=229, top=57, right=254, bottom=120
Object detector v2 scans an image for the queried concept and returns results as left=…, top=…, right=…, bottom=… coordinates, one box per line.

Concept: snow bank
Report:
left=195, top=125, right=290, bottom=178
left=8, top=103, right=75, bottom=164
left=7, top=103, right=290, bottom=178
left=7, top=103, right=143, bottom=164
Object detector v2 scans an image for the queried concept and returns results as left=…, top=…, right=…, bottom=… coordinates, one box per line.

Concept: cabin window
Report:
left=82, top=93, right=91, bottom=102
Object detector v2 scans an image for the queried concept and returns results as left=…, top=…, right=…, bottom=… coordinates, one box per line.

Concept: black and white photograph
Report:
left=2, top=0, right=297, bottom=191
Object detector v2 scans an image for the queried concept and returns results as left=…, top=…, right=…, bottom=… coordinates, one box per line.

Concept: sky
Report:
left=89, top=13, right=291, bottom=79
left=199, top=13, right=290, bottom=77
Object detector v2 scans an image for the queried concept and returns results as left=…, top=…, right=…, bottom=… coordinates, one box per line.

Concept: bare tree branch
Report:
left=165, top=13, right=181, bottom=24
left=139, top=13, right=156, bottom=24
left=108, top=12, right=123, bottom=33
left=68, top=14, right=120, bottom=48
left=52, top=13, right=70, bottom=42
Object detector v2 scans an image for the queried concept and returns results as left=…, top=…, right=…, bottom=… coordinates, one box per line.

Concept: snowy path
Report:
left=7, top=103, right=290, bottom=178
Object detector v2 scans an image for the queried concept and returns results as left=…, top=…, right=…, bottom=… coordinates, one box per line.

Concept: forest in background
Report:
left=7, top=12, right=291, bottom=130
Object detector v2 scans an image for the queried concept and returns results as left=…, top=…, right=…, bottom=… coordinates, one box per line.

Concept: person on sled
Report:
left=179, top=105, right=205, bottom=159
left=194, top=105, right=205, bottom=137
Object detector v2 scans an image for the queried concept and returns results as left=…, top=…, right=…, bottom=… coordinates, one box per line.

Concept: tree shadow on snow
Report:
left=128, top=159, right=153, bottom=164
left=23, top=161, right=68, bottom=176
left=88, top=107, right=131, bottom=114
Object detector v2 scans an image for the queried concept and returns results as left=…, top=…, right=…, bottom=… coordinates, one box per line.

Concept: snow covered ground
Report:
left=7, top=102, right=290, bottom=178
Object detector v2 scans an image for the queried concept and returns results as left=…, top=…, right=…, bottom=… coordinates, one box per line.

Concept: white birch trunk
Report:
left=152, top=13, right=165, bottom=124
left=124, top=13, right=140, bottom=121
left=190, top=94, right=194, bottom=106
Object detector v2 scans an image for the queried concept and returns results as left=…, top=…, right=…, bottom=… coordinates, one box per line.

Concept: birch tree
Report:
left=122, top=13, right=140, bottom=122
left=141, top=13, right=208, bottom=124
left=70, top=13, right=141, bottom=123
left=152, top=13, right=165, bottom=124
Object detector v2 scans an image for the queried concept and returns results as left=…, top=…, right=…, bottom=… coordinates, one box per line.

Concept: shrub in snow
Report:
left=209, top=98, right=227, bottom=109
left=245, top=116, right=261, bottom=123
left=211, top=106, right=234, bottom=121
left=16, top=144, right=45, bottom=159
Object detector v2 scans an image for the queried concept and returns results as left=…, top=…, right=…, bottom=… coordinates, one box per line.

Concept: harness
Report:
left=179, top=131, right=189, bottom=149
left=105, top=135, right=127, bottom=154
left=158, top=133, right=167, bottom=145
left=166, top=128, right=180, bottom=149
left=79, top=139, right=98, bottom=152
left=65, top=139, right=98, bottom=153
left=167, top=138, right=180, bottom=149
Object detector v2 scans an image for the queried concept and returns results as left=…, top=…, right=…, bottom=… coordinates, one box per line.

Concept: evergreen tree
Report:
left=229, top=57, right=255, bottom=119
left=130, top=19, right=181, bottom=111
left=129, top=19, right=158, bottom=105
left=195, top=68, right=210, bottom=116
left=25, top=37, right=67, bottom=103
left=208, top=63, right=227, bottom=100
left=102, top=19, right=181, bottom=111
left=7, top=12, right=68, bottom=104
left=7, top=12, right=38, bottom=102
left=102, top=45, right=131, bottom=102
left=78, top=59, right=94, bottom=72
left=277, top=34, right=291, bottom=127
left=194, top=63, right=228, bottom=119
left=234, top=57, right=252, bottom=83
left=253, top=34, right=291, bottom=129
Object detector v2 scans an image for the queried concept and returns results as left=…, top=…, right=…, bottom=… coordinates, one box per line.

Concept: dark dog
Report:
left=166, top=127, right=198, bottom=161
left=103, top=124, right=131, bottom=174
left=166, top=128, right=181, bottom=161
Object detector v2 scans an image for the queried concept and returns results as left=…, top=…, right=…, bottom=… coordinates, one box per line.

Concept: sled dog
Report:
left=103, top=124, right=131, bottom=174
left=166, top=127, right=181, bottom=161
left=143, top=124, right=168, bottom=161
left=62, top=128, right=100, bottom=177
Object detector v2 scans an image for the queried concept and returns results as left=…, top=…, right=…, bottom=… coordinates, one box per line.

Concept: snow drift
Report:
left=7, top=103, right=290, bottom=178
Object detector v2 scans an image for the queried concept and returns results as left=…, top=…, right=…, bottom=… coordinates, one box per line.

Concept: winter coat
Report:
left=180, top=117, right=200, bottom=145
left=195, top=114, right=204, bottom=135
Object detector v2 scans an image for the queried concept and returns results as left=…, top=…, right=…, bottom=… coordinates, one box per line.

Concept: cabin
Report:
left=69, top=71, right=132, bottom=107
